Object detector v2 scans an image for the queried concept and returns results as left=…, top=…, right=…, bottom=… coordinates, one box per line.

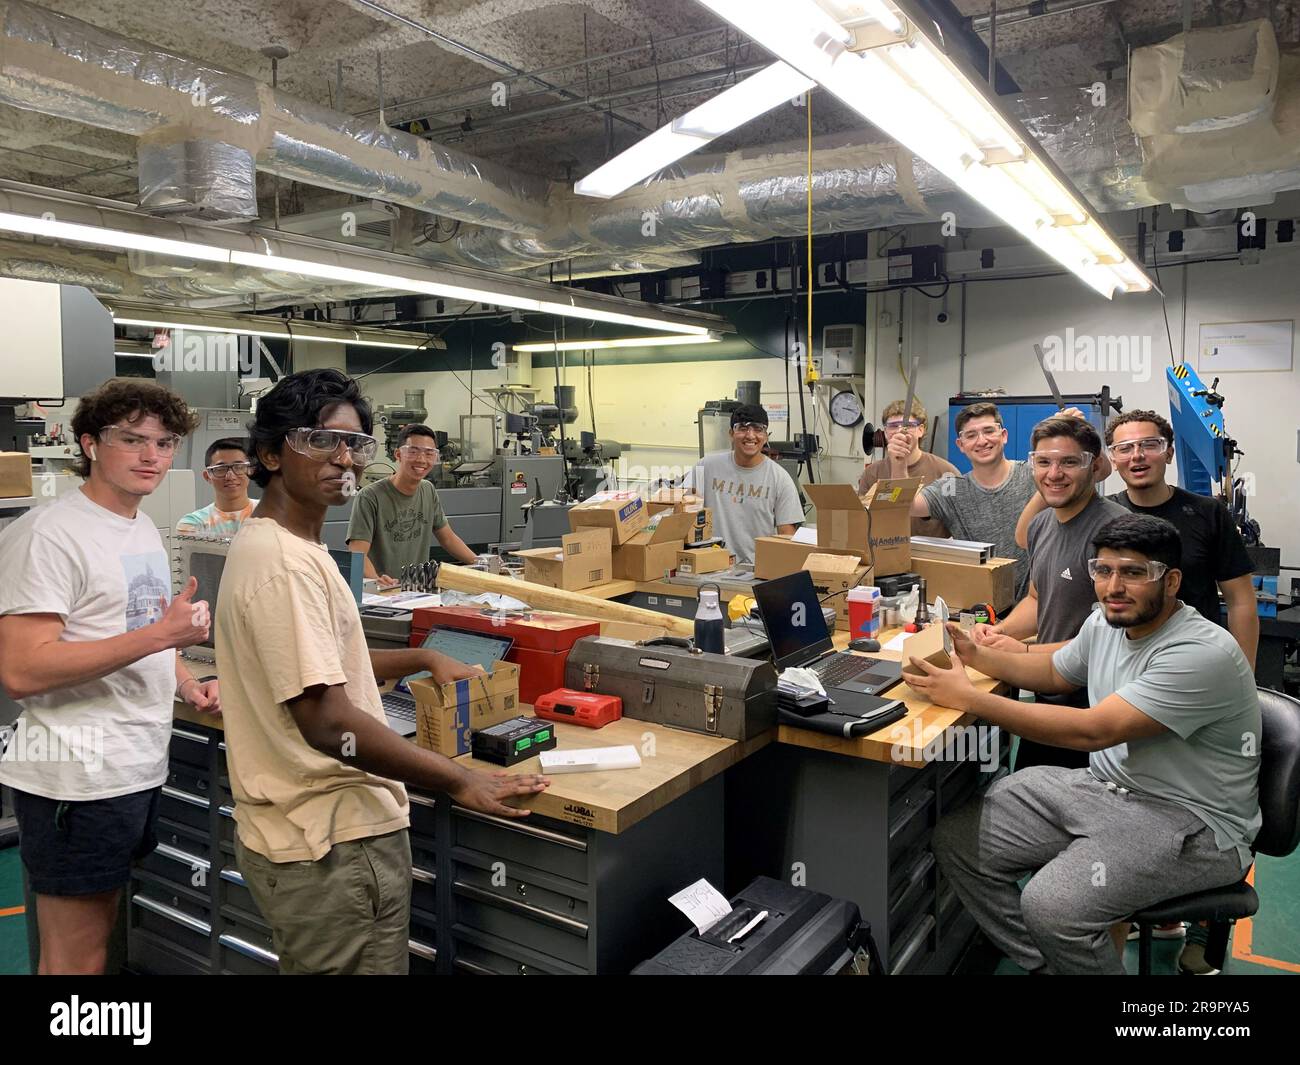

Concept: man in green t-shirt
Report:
left=347, top=424, right=478, bottom=584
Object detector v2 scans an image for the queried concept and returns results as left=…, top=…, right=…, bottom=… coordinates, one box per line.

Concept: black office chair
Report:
left=1131, top=687, right=1300, bottom=975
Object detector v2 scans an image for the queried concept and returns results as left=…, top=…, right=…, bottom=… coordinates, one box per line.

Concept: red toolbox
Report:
left=410, top=606, right=600, bottom=706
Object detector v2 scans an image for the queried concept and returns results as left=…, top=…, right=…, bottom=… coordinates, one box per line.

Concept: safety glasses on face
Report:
left=205, top=461, right=252, bottom=479
left=285, top=427, right=379, bottom=464
left=957, top=425, right=1003, bottom=443
left=733, top=422, right=768, bottom=436
left=1087, top=557, right=1169, bottom=584
left=98, top=424, right=182, bottom=455
left=1108, top=437, right=1169, bottom=459
left=884, top=419, right=922, bottom=431
left=1028, top=450, right=1093, bottom=472
left=399, top=445, right=440, bottom=461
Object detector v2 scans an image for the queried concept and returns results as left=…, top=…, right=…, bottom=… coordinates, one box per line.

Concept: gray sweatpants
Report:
left=932, top=767, right=1247, bottom=974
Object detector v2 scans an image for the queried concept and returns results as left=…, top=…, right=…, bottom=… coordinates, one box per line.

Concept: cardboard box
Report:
left=685, top=505, right=712, bottom=543
left=612, top=511, right=693, bottom=582
left=803, top=552, right=873, bottom=632
left=569, top=492, right=649, bottom=545
left=0, top=452, right=33, bottom=499
left=515, top=529, right=612, bottom=590
left=900, top=623, right=955, bottom=680
left=911, top=556, right=1019, bottom=613
left=803, top=479, right=920, bottom=577
left=409, top=662, right=521, bottom=757
left=676, top=543, right=733, bottom=575
left=753, top=535, right=864, bottom=580
left=644, top=488, right=703, bottom=514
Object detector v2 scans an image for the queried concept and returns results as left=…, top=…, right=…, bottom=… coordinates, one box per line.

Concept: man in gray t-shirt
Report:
left=908, top=513, right=1259, bottom=975
left=685, top=404, right=803, bottom=566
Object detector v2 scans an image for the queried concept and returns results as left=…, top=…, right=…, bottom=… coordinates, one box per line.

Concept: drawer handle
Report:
left=453, top=880, right=589, bottom=936
left=218, top=804, right=235, bottom=819
left=172, top=727, right=210, bottom=745
left=219, top=868, right=245, bottom=887
left=219, top=932, right=279, bottom=965
left=408, top=939, right=437, bottom=962
left=452, top=957, right=494, bottom=975
left=411, top=867, right=436, bottom=885
left=154, top=843, right=210, bottom=873
left=408, top=792, right=436, bottom=810
left=161, top=785, right=209, bottom=810
left=890, top=915, right=935, bottom=975
left=455, top=808, right=587, bottom=852
left=131, top=893, right=211, bottom=936
left=888, top=789, right=933, bottom=841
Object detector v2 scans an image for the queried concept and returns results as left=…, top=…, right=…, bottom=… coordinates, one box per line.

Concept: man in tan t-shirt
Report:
left=215, top=368, right=548, bottom=975
left=858, top=397, right=957, bottom=537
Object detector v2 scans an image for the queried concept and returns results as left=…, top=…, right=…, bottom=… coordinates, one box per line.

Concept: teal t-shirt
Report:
left=1053, top=603, right=1261, bottom=867
left=345, top=479, right=447, bottom=578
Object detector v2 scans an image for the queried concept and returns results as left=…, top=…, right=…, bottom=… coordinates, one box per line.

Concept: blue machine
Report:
left=1165, top=363, right=1235, bottom=495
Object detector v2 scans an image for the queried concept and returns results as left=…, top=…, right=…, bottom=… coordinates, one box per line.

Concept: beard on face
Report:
left=1104, top=583, right=1166, bottom=628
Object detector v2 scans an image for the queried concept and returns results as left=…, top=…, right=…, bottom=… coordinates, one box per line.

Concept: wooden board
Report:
left=454, top=715, right=773, bottom=834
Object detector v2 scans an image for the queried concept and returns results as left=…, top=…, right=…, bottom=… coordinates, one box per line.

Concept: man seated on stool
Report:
left=176, top=437, right=257, bottom=536
left=347, top=423, right=478, bottom=586
left=685, top=403, right=803, bottom=567
left=908, top=514, right=1260, bottom=975
left=857, top=397, right=957, bottom=537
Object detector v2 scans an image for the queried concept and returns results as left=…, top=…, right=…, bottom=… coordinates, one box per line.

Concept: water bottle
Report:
left=694, top=583, right=725, bottom=655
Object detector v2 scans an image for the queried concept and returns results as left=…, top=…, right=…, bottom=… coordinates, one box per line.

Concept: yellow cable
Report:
left=805, top=89, right=818, bottom=388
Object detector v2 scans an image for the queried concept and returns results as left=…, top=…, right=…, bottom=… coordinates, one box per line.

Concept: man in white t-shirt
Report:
left=0, top=379, right=216, bottom=975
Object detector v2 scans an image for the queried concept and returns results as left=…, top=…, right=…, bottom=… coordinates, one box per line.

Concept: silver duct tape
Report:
left=0, top=0, right=550, bottom=231
left=520, top=251, right=702, bottom=281
left=137, top=140, right=259, bottom=222
left=0, top=255, right=124, bottom=292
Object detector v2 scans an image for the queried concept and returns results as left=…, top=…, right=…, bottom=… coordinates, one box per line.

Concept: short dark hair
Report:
left=954, top=402, right=1003, bottom=434
left=247, top=369, right=373, bottom=488
left=71, top=379, right=197, bottom=478
left=1105, top=409, right=1175, bottom=447
left=1029, top=415, right=1102, bottom=457
left=730, top=403, right=769, bottom=429
left=1092, top=513, right=1182, bottom=572
left=397, top=423, right=437, bottom=448
left=204, top=437, right=248, bottom=467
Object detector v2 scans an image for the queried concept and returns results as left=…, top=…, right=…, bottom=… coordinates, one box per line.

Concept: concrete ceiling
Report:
left=0, top=0, right=1296, bottom=210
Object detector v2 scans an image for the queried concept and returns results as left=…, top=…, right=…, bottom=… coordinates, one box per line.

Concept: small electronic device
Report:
left=471, top=716, right=557, bottom=766
left=533, top=688, right=622, bottom=729
left=538, top=745, right=641, bottom=774
left=848, top=638, right=881, bottom=653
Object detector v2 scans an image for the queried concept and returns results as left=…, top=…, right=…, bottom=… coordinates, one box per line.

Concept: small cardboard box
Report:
left=0, top=452, right=34, bottom=499
left=612, top=511, right=693, bottom=582
left=803, top=479, right=920, bottom=577
left=409, top=661, right=521, bottom=757
left=900, top=623, right=955, bottom=680
left=644, top=488, right=704, bottom=515
left=685, top=505, right=712, bottom=543
left=515, top=529, right=612, bottom=590
left=569, top=492, right=649, bottom=545
left=803, top=552, right=873, bottom=632
left=911, top=556, right=1019, bottom=613
left=676, top=543, right=733, bottom=575
left=753, top=535, right=864, bottom=580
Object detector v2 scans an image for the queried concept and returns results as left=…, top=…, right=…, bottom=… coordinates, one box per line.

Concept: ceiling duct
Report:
left=136, top=138, right=258, bottom=223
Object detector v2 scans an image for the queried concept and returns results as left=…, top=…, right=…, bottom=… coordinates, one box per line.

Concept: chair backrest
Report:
left=1255, top=687, right=1300, bottom=857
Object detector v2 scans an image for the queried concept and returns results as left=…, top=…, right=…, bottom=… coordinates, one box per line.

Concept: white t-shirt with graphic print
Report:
left=0, top=489, right=176, bottom=800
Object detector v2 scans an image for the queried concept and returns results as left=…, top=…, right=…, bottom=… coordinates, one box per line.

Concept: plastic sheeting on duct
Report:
left=519, top=251, right=703, bottom=281
left=0, top=0, right=553, bottom=231
left=136, top=138, right=258, bottom=222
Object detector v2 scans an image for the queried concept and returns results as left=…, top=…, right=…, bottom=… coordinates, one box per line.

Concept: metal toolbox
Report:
left=563, top=637, right=777, bottom=740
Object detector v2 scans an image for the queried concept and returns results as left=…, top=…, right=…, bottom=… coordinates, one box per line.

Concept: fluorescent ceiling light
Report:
left=513, top=333, right=722, bottom=353
left=695, top=0, right=1154, bottom=298
left=575, top=62, right=815, bottom=199
left=0, top=207, right=724, bottom=334
left=111, top=308, right=445, bottom=351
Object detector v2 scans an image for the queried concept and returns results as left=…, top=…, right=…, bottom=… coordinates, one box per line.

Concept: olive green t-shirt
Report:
left=346, top=478, right=447, bottom=578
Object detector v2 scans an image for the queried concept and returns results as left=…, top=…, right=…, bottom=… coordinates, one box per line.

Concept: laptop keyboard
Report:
left=811, top=652, right=875, bottom=688
left=381, top=692, right=417, bottom=721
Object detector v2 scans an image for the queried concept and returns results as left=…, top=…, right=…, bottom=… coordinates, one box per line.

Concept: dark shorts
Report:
left=12, top=786, right=162, bottom=896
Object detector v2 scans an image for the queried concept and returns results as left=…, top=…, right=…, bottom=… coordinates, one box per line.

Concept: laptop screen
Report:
left=753, top=571, right=834, bottom=671
left=397, top=628, right=514, bottom=691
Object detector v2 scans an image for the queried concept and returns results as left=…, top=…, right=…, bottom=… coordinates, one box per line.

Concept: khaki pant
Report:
left=236, top=830, right=412, bottom=975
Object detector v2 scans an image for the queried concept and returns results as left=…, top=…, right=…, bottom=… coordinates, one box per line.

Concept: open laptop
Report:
left=753, top=571, right=902, bottom=696
left=380, top=628, right=514, bottom=736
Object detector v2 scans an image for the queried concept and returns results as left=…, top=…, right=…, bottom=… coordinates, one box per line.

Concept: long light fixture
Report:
left=110, top=305, right=448, bottom=350
left=513, top=332, right=722, bottom=353
left=0, top=207, right=723, bottom=334
left=575, top=62, right=815, bottom=199
left=694, top=0, right=1154, bottom=299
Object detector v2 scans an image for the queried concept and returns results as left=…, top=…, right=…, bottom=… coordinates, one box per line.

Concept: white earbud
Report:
left=89, top=445, right=98, bottom=461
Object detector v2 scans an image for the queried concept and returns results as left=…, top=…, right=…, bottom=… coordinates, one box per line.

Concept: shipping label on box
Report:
left=409, top=662, right=521, bottom=756
left=569, top=491, right=649, bottom=544
left=515, top=528, right=612, bottom=590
